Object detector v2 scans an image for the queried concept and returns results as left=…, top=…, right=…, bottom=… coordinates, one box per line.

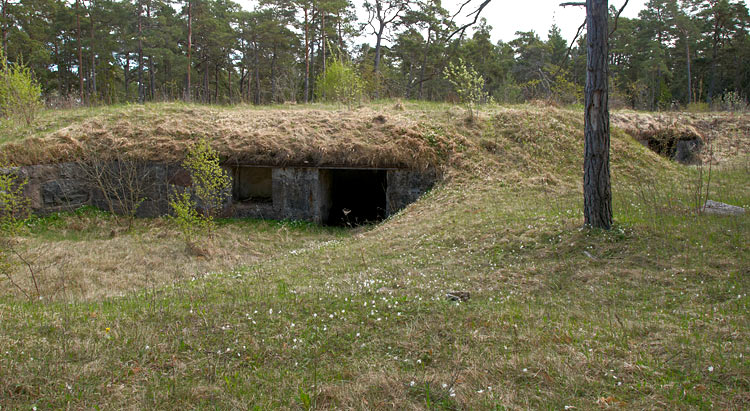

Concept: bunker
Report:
left=15, top=162, right=438, bottom=226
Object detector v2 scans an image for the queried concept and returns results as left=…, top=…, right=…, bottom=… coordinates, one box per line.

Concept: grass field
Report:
left=0, top=102, right=748, bottom=409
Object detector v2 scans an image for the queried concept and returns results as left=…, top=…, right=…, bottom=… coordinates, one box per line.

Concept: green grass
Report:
left=0, top=104, right=748, bottom=409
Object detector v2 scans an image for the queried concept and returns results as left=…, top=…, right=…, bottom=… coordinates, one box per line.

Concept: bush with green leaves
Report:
left=443, top=58, right=489, bottom=120
left=715, top=91, right=748, bottom=112
left=315, top=59, right=364, bottom=109
left=0, top=166, right=37, bottom=299
left=169, top=189, right=207, bottom=244
left=0, top=52, right=43, bottom=126
left=169, top=139, right=231, bottom=243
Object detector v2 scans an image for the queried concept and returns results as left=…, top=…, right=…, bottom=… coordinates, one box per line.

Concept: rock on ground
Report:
left=703, top=200, right=746, bottom=216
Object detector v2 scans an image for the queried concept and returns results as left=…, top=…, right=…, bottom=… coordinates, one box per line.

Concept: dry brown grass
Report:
left=1, top=102, right=747, bottom=172
left=0, top=104, right=468, bottom=170
left=1, top=216, right=345, bottom=300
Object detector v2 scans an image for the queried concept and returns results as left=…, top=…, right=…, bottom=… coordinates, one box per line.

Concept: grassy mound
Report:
left=0, top=103, right=465, bottom=169
left=0, top=102, right=748, bottom=409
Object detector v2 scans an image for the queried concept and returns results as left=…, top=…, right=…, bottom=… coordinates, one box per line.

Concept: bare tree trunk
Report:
left=583, top=0, right=612, bottom=229
left=186, top=0, right=192, bottom=101
left=137, top=0, right=144, bottom=103
left=89, top=0, right=96, bottom=99
left=76, top=0, right=85, bottom=103
left=147, top=0, right=154, bottom=101
left=685, top=37, right=692, bottom=104
left=253, top=44, right=260, bottom=104
left=374, top=26, right=384, bottom=74
left=239, top=66, right=244, bottom=100
left=124, top=53, right=130, bottom=99
left=304, top=7, right=310, bottom=103
left=271, top=45, right=277, bottom=103
left=1, top=0, right=8, bottom=56
left=418, top=28, right=431, bottom=99
left=203, top=58, right=209, bottom=103
left=214, top=63, right=219, bottom=103
left=228, top=61, right=232, bottom=103
left=309, top=11, right=316, bottom=100
left=321, top=12, right=326, bottom=73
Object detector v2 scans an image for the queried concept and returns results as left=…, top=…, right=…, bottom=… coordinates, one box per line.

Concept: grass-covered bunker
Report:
left=4, top=107, right=445, bottom=225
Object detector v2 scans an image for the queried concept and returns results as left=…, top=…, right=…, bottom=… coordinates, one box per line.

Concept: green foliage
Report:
left=714, top=91, right=748, bottom=112
left=169, top=190, right=206, bottom=244
left=169, top=139, right=231, bottom=242
left=0, top=165, right=34, bottom=298
left=549, top=68, right=583, bottom=105
left=315, top=59, right=365, bottom=109
left=443, top=58, right=488, bottom=119
left=0, top=51, right=43, bottom=126
left=0, top=167, right=29, bottom=237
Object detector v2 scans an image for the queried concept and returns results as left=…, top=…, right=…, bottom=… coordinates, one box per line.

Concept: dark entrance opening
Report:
left=326, top=169, right=387, bottom=226
left=232, top=167, right=272, bottom=203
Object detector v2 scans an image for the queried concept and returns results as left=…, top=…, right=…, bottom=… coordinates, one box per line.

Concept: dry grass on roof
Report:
left=1, top=101, right=748, bottom=170
left=0, top=104, right=470, bottom=169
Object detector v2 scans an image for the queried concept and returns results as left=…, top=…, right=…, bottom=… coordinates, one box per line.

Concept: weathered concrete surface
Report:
left=386, top=169, right=439, bottom=215
left=273, top=168, right=328, bottom=223
left=14, top=162, right=438, bottom=224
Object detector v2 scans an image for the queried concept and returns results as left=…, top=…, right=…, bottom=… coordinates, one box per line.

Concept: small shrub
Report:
left=315, top=59, right=364, bottom=109
left=169, top=190, right=206, bottom=244
left=443, top=59, right=489, bottom=120
left=169, top=139, right=231, bottom=244
left=0, top=51, right=43, bottom=126
left=714, top=91, right=747, bottom=112
left=0, top=165, right=38, bottom=299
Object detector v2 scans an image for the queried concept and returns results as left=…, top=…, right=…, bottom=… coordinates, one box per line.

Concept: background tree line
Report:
left=1, top=0, right=748, bottom=109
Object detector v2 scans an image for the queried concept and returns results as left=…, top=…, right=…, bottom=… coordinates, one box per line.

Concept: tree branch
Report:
left=559, top=2, right=586, bottom=7
left=610, top=0, right=630, bottom=36
left=550, top=17, right=587, bottom=80
left=447, top=0, right=492, bottom=41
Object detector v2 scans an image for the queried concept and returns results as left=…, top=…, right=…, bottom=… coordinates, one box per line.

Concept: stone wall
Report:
left=10, top=162, right=438, bottom=224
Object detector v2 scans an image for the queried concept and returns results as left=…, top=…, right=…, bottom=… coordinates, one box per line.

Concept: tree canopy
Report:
left=1, top=0, right=747, bottom=108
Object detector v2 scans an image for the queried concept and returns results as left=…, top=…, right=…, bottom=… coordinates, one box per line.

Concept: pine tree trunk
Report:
left=147, top=0, right=154, bottom=100
left=1, top=0, right=7, bottom=56
left=685, top=38, right=692, bottom=104
left=321, top=12, right=326, bottom=73
left=90, top=2, right=96, bottom=99
left=253, top=41, right=260, bottom=104
left=124, top=53, right=130, bottom=100
left=137, top=0, right=144, bottom=103
left=374, top=26, right=384, bottom=74
left=583, top=0, right=612, bottom=229
left=214, top=64, right=219, bottom=103
left=304, top=7, right=310, bottom=103
left=271, top=46, right=277, bottom=103
left=76, top=0, right=85, bottom=103
left=186, top=0, right=192, bottom=101
left=418, top=28, right=431, bottom=99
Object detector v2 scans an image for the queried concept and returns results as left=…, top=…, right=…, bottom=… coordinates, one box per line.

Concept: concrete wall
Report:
left=386, top=169, right=439, bottom=216
left=10, top=162, right=437, bottom=223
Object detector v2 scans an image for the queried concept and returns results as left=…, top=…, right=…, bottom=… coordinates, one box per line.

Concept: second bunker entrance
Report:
left=323, top=169, right=387, bottom=226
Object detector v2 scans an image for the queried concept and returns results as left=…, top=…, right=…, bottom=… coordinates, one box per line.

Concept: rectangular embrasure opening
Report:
left=325, top=169, right=387, bottom=226
left=232, top=166, right=272, bottom=203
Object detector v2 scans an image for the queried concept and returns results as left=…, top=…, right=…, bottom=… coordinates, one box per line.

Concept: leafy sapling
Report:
left=169, top=139, right=231, bottom=248
left=443, top=58, right=489, bottom=120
